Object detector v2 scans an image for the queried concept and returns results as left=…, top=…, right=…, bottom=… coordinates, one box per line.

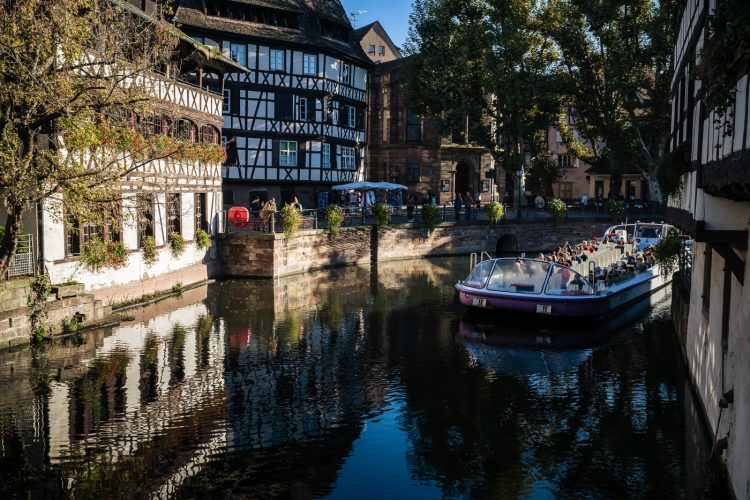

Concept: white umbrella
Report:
left=378, top=182, right=408, bottom=191
left=332, top=181, right=407, bottom=191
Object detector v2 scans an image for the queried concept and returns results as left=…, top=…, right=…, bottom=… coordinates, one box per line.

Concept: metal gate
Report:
left=6, top=234, right=34, bottom=278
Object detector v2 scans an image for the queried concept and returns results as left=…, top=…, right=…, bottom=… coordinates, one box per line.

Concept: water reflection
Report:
left=0, top=258, right=718, bottom=498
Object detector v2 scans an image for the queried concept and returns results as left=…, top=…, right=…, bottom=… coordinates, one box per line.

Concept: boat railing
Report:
left=469, top=251, right=494, bottom=271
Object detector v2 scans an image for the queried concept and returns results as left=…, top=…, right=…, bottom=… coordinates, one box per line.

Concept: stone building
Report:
left=666, top=1, right=750, bottom=498
left=357, top=24, right=497, bottom=204
left=172, top=0, right=372, bottom=210
left=352, top=21, right=402, bottom=64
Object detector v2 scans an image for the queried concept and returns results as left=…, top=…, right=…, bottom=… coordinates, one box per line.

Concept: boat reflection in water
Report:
left=456, top=287, right=670, bottom=377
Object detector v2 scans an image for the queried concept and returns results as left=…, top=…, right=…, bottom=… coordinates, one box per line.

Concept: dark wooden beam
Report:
left=695, top=229, right=749, bottom=250
left=713, top=243, right=746, bottom=285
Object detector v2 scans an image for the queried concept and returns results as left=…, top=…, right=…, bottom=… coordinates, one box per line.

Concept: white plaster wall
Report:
left=702, top=194, right=750, bottom=231
left=725, top=229, right=750, bottom=499
left=182, top=193, right=195, bottom=242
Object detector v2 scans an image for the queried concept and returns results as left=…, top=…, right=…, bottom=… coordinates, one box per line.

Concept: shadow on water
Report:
left=0, top=257, right=729, bottom=498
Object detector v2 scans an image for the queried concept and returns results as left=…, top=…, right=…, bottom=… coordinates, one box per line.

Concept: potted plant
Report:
left=324, top=204, right=344, bottom=239
left=195, top=228, right=211, bottom=249
left=142, top=236, right=157, bottom=265
left=169, top=231, right=185, bottom=258
left=484, top=201, right=504, bottom=224
left=421, top=203, right=440, bottom=234
left=548, top=198, right=567, bottom=225
left=373, top=202, right=390, bottom=226
left=280, top=203, right=302, bottom=239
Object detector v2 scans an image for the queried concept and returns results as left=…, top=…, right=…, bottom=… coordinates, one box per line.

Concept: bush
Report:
left=373, top=202, right=390, bottom=226
left=548, top=198, right=567, bottom=224
left=280, top=203, right=301, bottom=239
left=421, top=203, right=440, bottom=234
left=195, top=228, right=211, bottom=249
left=324, top=204, right=344, bottom=239
left=142, top=236, right=157, bottom=265
left=484, top=201, right=504, bottom=224
left=657, top=141, right=691, bottom=200
left=80, top=238, right=128, bottom=272
left=605, top=198, right=624, bottom=221
left=654, top=230, right=682, bottom=277
left=169, top=232, right=185, bottom=258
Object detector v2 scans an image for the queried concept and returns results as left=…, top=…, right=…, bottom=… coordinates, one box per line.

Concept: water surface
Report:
left=0, top=257, right=714, bottom=498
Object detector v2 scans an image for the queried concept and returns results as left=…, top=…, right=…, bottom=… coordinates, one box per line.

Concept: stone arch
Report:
left=496, top=234, right=518, bottom=255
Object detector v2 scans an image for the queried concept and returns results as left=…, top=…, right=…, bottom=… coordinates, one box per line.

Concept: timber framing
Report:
left=700, top=149, right=750, bottom=201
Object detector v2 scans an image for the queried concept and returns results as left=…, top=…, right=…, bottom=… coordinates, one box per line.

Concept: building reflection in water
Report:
left=0, top=258, right=717, bottom=498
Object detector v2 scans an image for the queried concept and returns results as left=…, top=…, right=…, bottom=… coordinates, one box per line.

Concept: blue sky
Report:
left=341, top=0, right=414, bottom=49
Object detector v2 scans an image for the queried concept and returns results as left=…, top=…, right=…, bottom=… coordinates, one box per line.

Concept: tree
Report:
left=404, top=0, right=564, bottom=199
left=0, top=0, right=177, bottom=277
left=543, top=0, right=677, bottom=201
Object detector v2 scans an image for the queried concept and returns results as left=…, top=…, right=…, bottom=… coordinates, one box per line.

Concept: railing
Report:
left=6, top=234, right=35, bottom=278
left=223, top=209, right=318, bottom=234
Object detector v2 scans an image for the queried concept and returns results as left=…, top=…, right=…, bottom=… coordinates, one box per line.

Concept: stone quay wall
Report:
left=219, top=219, right=612, bottom=279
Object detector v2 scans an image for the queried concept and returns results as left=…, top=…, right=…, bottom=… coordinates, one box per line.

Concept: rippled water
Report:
left=0, top=257, right=715, bottom=498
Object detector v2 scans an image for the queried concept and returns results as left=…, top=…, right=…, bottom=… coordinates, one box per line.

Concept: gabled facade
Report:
left=173, top=0, right=372, bottom=210
left=354, top=21, right=402, bottom=64
left=667, top=1, right=750, bottom=497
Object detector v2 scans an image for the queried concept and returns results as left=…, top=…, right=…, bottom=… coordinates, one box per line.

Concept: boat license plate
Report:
left=536, top=304, right=552, bottom=314
left=472, top=298, right=487, bottom=307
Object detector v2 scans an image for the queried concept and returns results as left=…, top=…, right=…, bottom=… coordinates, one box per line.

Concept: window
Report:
left=558, top=155, right=572, bottom=168
left=137, top=193, right=154, bottom=248
left=223, top=89, right=230, bottom=114
left=595, top=180, right=604, bottom=199
left=341, top=63, right=351, bottom=85
left=298, top=97, right=308, bottom=121
left=346, top=106, right=356, bottom=128
left=270, top=49, right=284, bottom=71
left=200, top=126, right=219, bottom=144
left=368, top=45, right=375, bottom=54
left=378, top=46, right=385, bottom=56
left=167, top=193, right=181, bottom=235
left=230, top=43, right=246, bottom=66
left=275, top=92, right=293, bottom=121
left=279, top=140, right=298, bottom=167
left=341, top=146, right=356, bottom=170
left=322, top=143, right=331, bottom=168
left=407, top=164, right=420, bottom=184
left=406, top=109, right=422, bottom=142
left=302, top=53, right=317, bottom=75
left=195, top=193, right=208, bottom=232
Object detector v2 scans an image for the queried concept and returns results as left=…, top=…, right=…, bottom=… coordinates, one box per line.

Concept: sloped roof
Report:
left=303, top=0, right=351, bottom=27
left=173, top=3, right=371, bottom=65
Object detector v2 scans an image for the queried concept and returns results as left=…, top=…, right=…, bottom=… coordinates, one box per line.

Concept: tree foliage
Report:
left=0, top=0, right=177, bottom=276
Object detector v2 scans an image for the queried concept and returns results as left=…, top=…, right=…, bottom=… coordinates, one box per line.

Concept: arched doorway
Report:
left=496, top=234, right=518, bottom=256
left=455, top=161, right=472, bottom=198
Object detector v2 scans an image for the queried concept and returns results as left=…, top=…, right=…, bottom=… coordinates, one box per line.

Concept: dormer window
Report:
left=368, top=45, right=375, bottom=54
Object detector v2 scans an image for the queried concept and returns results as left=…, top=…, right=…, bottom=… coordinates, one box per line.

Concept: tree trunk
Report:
left=0, top=207, right=26, bottom=280
left=609, top=173, right=622, bottom=199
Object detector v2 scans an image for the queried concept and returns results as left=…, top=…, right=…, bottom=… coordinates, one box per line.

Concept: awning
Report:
left=332, top=181, right=408, bottom=191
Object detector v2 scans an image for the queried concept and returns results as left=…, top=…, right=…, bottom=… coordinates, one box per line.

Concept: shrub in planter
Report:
left=195, top=229, right=211, bottom=249
left=421, top=203, right=440, bottom=234
left=80, top=238, right=128, bottom=272
left=142, top=236, right=157, bottom=265
left=657, top=140, right=691, bottom=200
left=484, top=201, right=504, bottom=224
left=373, top=202, right=390, bottom=226
left=324, top=204, right=344, bottom=239
left=169, top=232, right=185, bottom=258
left=280, top=203, right=301, bottom=239
left=548, top=198, right=567, bottom=224
left=605, top=198, right=624, bottom=221
left=654, top=230, right=682, bottom=276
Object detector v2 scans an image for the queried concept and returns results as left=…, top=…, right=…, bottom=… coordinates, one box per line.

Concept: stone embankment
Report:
left=219, top=219, right=611, bottom=278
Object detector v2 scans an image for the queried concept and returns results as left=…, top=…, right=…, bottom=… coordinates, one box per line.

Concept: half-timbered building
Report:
left=172, top=0, right=372, bottom=210
left=1, top=0, right=245, bottom=297
left=666, top=1, right=750, bottom=497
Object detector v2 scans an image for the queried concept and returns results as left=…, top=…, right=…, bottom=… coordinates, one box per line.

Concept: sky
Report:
left=340, top=0, right=414, bottom=49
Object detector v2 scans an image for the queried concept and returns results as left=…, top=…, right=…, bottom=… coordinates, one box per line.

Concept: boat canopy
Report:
left=464, top=258, right=595, bottom=296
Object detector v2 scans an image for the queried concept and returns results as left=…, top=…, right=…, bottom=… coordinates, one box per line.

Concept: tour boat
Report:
left=455, top=252, right=672, bottom=318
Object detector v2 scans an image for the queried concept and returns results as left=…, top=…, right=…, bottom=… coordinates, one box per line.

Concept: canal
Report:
left=0, top=257, right=719, bottom=498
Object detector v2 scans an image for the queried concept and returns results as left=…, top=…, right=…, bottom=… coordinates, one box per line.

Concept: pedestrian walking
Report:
left=475, top=191, right=482, bottom=210
left=465, top=191, right=473, bottom=220
left=406, top=193, right=415, bottom=222
left=454, top=193, right=463, bottom=221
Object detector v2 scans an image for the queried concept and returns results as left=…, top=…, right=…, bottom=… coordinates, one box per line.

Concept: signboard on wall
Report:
left=318, top=191, right=329, bottom=210
left=441, top=179, right=451, bottom=192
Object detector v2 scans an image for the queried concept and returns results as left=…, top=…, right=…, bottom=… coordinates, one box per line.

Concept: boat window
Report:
left=486, top=259, right=550, bottom=294
left=544, top=264, right=595, bottom=296
left=637, top=227, right=661, bottom=239
left=464, top=260, right=494, bottom=288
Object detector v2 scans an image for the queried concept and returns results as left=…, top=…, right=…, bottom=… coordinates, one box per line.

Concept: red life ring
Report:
left=228, top=206, right=250, bottom=228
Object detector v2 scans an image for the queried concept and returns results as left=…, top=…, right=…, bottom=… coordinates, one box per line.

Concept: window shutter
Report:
left=284, top=94, right=294, bottom=121
left=357, top=108, right=365, bottom=131
left=272, top=139, right=279, bottom=167
left=230, top=88, right=240, bottom=115
left=332, top=143, right=338, bottom=169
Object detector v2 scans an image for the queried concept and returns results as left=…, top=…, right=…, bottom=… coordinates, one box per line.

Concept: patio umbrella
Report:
left=332, top=181, right=407, bottom=191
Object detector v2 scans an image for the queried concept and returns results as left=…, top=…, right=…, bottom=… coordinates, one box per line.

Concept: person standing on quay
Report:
left=454, top=193, right=463, bottom=221
left=465, top=191, right=474, bottom=220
